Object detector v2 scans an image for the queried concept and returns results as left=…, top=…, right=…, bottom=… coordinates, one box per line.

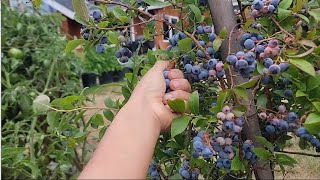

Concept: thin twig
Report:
left=270, top=16, right=294, bottom=39
left=277, top=151, right=320, bottom=157
left=236, top=0, right=246, bottom=23
left=98, top=18, right=154, bottom=31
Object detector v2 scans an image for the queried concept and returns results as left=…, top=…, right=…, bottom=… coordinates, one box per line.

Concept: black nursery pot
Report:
left=112, top=67, right=133, bottom=82
left=112, top=70, right=123, bottom=82
left=99, top=71, right=113, bottom=84
left=81, top=73, right=97, bottom=87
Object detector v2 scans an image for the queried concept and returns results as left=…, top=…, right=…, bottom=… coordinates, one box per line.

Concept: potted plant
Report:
left=83, top=46, right=123, bottom=85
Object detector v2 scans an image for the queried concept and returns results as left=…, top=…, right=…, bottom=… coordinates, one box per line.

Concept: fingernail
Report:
left=164, top=93, right=173, bottom=101
left=172, top=80, right=180, bottom=89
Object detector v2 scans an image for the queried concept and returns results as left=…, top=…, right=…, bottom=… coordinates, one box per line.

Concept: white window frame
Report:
left=163, top=15, right=179, bottom=42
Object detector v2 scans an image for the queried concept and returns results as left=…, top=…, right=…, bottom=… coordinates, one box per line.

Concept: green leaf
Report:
left=72, top=0, right=89, bottom=22
left=296, top=14, right=310, bottom=23
left=91, top=114, right=104, bottom=126
left=212, top=38, right=222, bottom=52
left=188, top=5, right=202, bottom=22
left=97, top=21, right=109, bottom=28
left=256, top=94, right=267, bottom=108
left=168, top=98, right=185, bottom=113
left=303, top=113, right=320, bottom=134
left=143, top=28, right=150, bottom=40
left=289, top=58, right=315, bottom=76
left=238, top=78, right=258, bottom=88
left=169, top=173, right=183, bottom=180
left=257, top=61, right=264, bottom=75
left=112, top=7, right=130, bottom=23
left=65, top=39, right=86, bottom=53
left=99, top=126, right=107, bottom=139
left=292, top=0, right=304, bottom=12
left=178, top=38, right=192, bottom=52
left=278, top=8, right=292, bottom=20
left=216, top=90, right=232, bottom=109
left=231, top=155, right=245, bottom=171
left=275, top=154, right=298, bottom=167
left=143, top=0, right=171, bottom=7
left=295, top=26, right=302, bottom=40
left=278, top=0, right=293, bottom=9
left=309, top=8, right=320, bottom=22
left=107, top=31, right=120, bottom=45
left=74, top=131, right=89, bottom=141
left=218, top=27, right=227, bottom=39
left=103, top=109, right=114, bottom=121
left=255, top=136, right=273, bottom=150
left=233, top=105, right=247, bottom=117
left=312, top=102, right=320, bottom=112
left=307, top=74, right=320, bottom=91
left=104, top=97, right=116, bottom=108
left=2, top=147, right=25, bottom=157
left=233, top=87, right=248, bottom=100
left=187, top=91, right=199, bottom=114
left=295, top=90, right=306, bottom=97
left=171, top=115, right=191, bottom=138
left=47, top=111, right=60, bottom=129
left=253, top=148, right=272, bottom=160
left=32, top=0, right=41, bottom=8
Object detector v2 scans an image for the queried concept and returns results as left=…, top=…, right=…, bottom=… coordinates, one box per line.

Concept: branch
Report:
left=92, top=0, right=211, bottom=60
left=98, top=18, right=154, bottom=31
left=270, top=16, right=294, bottom=39
left=236, top=0, right=246, bottom=23
left=277, top=151, right=320, bottom=157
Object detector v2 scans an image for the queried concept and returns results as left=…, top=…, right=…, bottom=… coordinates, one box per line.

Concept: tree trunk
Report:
left=207, top=0, right=274, bottom=179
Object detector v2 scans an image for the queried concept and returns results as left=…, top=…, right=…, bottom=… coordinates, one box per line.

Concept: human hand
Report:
left=130, top=61, right=191, bottom=130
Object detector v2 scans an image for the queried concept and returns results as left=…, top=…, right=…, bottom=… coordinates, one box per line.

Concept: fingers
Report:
left=152, top=61, right=175, bottom=72
left=169, top=79, right=191, bottom=92
left=163, top=90, right=190, bottom=104
left=168, top=69, right=184, bottom=80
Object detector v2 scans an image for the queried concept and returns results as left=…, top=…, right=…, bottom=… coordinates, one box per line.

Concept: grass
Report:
left=274, top=138, right=320, bottom=179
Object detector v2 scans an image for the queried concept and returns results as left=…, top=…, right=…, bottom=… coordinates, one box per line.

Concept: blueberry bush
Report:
left=4, top=0, right=320, bottom=179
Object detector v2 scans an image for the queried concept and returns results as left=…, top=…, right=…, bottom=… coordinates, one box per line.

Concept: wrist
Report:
left=119, top=94, right=162, bottom=134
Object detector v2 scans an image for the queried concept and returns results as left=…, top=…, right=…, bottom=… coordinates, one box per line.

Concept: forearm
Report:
left=79, top=97, right=160, bottom=179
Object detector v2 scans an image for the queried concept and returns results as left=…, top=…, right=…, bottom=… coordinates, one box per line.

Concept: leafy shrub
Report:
left=1, top=4, right=83, bottom=179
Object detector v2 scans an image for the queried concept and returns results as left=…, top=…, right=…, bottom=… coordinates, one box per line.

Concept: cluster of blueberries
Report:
left=147, top=160, right=159, bottom=179
left=241, top=140, right=257, bottom=164
left=80, top=10, right=110, bottom=54
left=258, top=105, right=299, bottom=138
left=165, top=30, right=223, bottom=82
left=189, top=106, right=256, bottom=174
left=227, top=32, right=289, bottom=78
left=183, top=58, right=225, bottom=82
left=259, top=105, right=320, bottom=151
left=296, top=127, right=320, bottom=150
left=178, top=160, right=200, bottom=180
left=261, top=76, right=293, bottom=98
left=114, top=35, right=134, bottom=63
left=261, top=75, right=293, bottom=100
left=251, top=0, right=280, bottom=17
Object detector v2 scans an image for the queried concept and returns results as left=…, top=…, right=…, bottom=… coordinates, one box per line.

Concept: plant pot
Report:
left=81, top=73, right=97, bottom=87
left=112, top=70, right=124, bottom=82
left=99, top=71, right=113, bottom=84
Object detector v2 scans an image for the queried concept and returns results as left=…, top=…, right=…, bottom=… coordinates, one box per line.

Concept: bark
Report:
left=207, top=1, right=274, bottom=179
